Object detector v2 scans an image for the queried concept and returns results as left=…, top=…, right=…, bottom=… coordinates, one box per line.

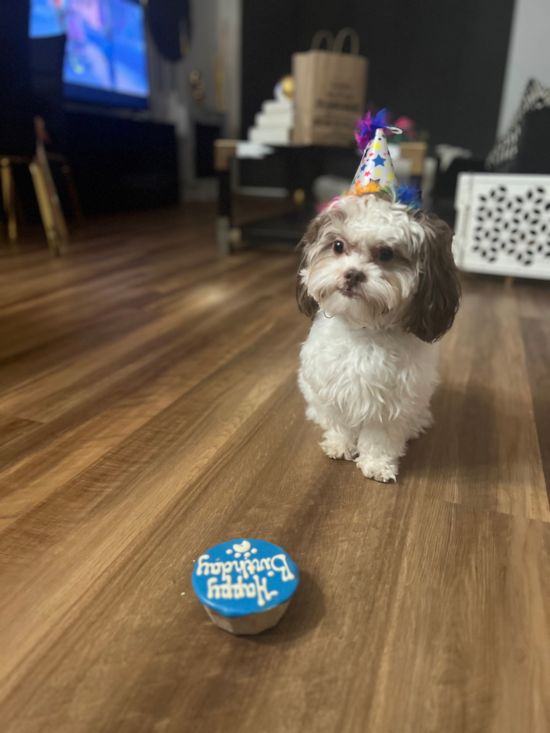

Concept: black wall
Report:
left=0, top=1, right=35, bottom=155
left=242, top=0, right=515, bottom=158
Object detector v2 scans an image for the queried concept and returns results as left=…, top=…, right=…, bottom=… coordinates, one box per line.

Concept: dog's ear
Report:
left=402, top=214, right=461, bottom=343
left=296, top=250, right=319, bottom=318
left=296, top=213, right=326, bottom=318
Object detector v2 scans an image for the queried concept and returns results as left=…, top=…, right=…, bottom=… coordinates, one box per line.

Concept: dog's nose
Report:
left=344, top=268, right=366, bottom=286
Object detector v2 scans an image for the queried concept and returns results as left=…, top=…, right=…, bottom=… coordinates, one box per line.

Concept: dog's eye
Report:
left=333, top=240, right=345, bottom=255
left=379, top=247, right=393, bottom=262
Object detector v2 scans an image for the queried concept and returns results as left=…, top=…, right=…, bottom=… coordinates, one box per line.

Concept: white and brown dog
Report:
left=297, top=190, right=460, bottom=483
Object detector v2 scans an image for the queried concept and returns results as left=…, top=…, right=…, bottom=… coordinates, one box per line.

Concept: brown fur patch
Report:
left=401, top=213, right=461, bottom=343
left=296, top=209, right=345, bottom=318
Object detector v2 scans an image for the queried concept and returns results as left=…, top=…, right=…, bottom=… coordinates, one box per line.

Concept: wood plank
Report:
left=521, top=316, right=550, bottom=496
left=0, top=414, right=42, bottom=448
left=2, top=383, right=549, bottom=733
left=399, top=276, right=550, bottom=521
left=0, top=312, right=306, bottom=704
left=0, top=257, right=293, bottom=418
left=0, top=290, right=300, bottom=529
left=0, top=207, right=548, bottom=733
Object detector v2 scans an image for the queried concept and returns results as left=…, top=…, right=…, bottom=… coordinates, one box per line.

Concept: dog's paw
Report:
left=320, top=433, right=358, bottom=461
left=356, top=456, right=398, bottom=483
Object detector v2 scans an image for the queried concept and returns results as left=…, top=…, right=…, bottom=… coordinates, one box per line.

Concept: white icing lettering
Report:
left=221, top=577, right=233, bottom=599
left=249, top=558, right=259, bottom=573
left=233, top=575, right=246, bottom=599
left=207, top=577, right=222, bottom=599
left=196, top=554, right=211, bottom=576
left=198, top=544, right=295, bottom=608
left=253, top=574, right=279, bottom=607
left=270, top=554, right=295, bottom=581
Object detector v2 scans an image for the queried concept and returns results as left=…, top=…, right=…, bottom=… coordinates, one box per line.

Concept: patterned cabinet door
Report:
left=454, top=173, right=550, bottom=279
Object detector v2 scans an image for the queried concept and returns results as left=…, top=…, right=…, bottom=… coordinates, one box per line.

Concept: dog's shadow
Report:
left=242, top=571, right=325, bottom=648
left=402, top=382, right=525, bottom=482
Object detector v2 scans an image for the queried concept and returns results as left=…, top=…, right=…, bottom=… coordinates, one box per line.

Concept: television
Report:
left=29, top=0, right=150, bottom=109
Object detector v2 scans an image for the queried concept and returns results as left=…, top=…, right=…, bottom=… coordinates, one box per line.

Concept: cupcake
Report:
left=192, top=539, right=299, bottom=635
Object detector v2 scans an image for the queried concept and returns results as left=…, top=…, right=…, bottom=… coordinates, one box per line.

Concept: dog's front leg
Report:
left=356, top=421, right=408, bottom=483
left=320, top=426, right=359, bottom=461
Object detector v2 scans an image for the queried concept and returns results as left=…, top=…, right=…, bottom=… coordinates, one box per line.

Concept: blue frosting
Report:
left=192, top=539, right=299, bottom=618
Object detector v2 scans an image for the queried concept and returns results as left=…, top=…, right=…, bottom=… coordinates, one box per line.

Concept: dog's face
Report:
left=296, top=193, right=460, bottom=342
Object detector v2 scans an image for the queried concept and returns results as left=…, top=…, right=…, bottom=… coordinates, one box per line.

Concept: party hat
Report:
left=320, top=109, right=422, bottom=211
left=350, top=110, right=397, bottom=196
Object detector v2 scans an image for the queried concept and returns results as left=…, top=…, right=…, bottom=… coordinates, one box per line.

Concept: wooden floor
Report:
left=1, top=206, right=550, bottom=733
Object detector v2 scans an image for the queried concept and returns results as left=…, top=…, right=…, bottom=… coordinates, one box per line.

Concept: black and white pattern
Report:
left=486, top=79, right=550, bottom=171
left=472, top=184, right=550, bottom=267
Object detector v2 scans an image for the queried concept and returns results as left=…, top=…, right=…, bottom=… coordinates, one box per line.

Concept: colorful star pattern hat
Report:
left=351, top=126, right=397, bottom=195
left=349, top=109, right=400, bottom=196
left=321, top=109, right=422, bottom=211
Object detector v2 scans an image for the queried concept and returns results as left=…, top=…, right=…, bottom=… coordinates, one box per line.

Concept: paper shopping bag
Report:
left=293, top=28, right=368, bottom=147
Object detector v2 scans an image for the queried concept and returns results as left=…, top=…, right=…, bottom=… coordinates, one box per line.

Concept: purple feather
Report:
left=355, top=108, right=388, bottom=152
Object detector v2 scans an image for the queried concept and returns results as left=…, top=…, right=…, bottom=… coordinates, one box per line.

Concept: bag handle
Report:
left=311, top=30, right=334, bottom=51
left=334, top=28, right=360, bottom=55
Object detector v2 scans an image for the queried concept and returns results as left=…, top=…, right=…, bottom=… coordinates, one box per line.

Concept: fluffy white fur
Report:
left=297, top=193, right=459, bottom=483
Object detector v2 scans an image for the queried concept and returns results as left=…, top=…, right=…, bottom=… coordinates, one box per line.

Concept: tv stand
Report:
left=65, top=110, right=179, bottom=216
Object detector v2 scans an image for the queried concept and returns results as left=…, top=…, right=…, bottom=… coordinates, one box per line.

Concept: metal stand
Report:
left=214, top=140, right=238, bottom=254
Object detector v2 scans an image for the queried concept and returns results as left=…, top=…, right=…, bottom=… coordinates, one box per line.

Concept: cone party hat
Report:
left=351, top=126, right=397, bottom=195
left=350, top=109, right=399, bottom=195
left=321, top=109, right=422, bottom=210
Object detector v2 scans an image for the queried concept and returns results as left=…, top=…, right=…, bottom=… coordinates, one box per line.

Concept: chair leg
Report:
left=61, top=163, right=84, bottom=225
left=35, top=142, right=68, bottom=245
left=1, top=157, right=17, bottom=242
left=29, top=161, right=62, bottom=256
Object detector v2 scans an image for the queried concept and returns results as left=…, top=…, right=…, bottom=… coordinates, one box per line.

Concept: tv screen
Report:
left=29, top=0, right=150, bottom=109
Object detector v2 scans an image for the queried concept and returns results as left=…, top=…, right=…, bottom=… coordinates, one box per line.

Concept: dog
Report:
left=296, top=189, right=460, bottom=483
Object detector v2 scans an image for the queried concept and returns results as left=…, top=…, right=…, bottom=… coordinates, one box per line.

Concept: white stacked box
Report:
left=248, top=98, right=294, bottom=146
left=453, top=173, right=550, bottom=280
